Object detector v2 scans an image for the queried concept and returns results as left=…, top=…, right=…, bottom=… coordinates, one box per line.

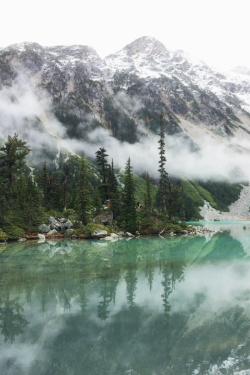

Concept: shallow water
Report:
left=1, top=223, right=250, bottom=374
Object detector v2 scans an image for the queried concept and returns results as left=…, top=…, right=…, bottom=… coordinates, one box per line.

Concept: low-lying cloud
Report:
left=1, top=74, right=250, bottom=182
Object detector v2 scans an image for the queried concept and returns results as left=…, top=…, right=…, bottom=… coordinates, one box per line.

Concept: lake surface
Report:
left=1, top=222, right=250, bottom=375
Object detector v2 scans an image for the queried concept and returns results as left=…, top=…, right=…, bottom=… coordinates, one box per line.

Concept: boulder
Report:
left=38, top=224, right=50, bottom=233
left=125, top=232, right=135, bottom=237
left=71, top=234, right=77, bottom=239
left=63, top=220, right=73, bottom=230
left=117, top=231, right=125, bottom=237
left=64, top=229, right=74, bottom=237
left=58, top=218, right=67, bottom=223
left=48, top=217, right=61, bottom=230
left=47, top=229, right=58, bottom=236
left=18, top=238, right=27, bottom=242
left=37, top=233, right=45, bottom=240
left=91, top=229, right=108, bottom=238
left=103, top=234, right=119, bottom=241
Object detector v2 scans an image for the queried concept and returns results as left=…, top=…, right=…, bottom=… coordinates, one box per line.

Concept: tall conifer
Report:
left=74, top=153, right=92, bottom=225
left=123, top=158, right=137, bottom=233
left=95, top=147, right=109, bottom=201
left=157, top=113, right=168, bottom=213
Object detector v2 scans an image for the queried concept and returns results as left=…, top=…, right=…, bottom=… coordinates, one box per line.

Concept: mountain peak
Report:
left=232, top=66, right=250, bottom=76
left=123, top=36, right=169, bottom=57
left=7, top=42, right=44, bottom=52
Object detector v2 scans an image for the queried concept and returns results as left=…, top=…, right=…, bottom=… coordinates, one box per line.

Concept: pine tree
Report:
left=144, top=173, right=153, bottom=215
left=109, top=159, right=118, bottom=194
left=109, top=159, right=122, bottom=220
left=23, top=177, right=45, bottom=227
left=74, top=153, right=92, bottom=225
left=0, top=184, right=10, bottom=227
left=95, top=147, right=109, bottom=202
left=61, top=162, right=71, bottom=210
left=143, top=172, right=154, bottom=227
left=156, top=113, right=168, bottom=213
left=93, top=188, right=103, bottom=215
left=0, top=134, right=32, bottom=185
left=123, top=158, right=137, bottom=233
left=38, top=162, right=49, bottom=206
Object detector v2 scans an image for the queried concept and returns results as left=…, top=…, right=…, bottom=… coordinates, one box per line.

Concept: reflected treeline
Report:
left=0, top=289, right=29, bottom=343
left=0, top=232, right=245, bottom=348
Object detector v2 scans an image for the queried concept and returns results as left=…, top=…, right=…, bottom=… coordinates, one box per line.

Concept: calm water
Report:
left=1, top=222, right=250, bottom=375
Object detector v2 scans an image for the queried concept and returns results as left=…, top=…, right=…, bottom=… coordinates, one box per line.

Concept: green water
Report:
left=1, top=223, right=250, bottom=375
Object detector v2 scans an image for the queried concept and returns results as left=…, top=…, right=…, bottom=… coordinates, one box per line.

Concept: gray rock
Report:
left=50, top=223, right=61, bottom=230
left=48, top=216, right=56, bottom=224
left=63, top=220, right=73, bottom=229
left=64, top=229, right=74, bottom=237
left=117, top=231, right=125, bottom=237
left=91, top=229, right=108, bottom=238
left=18, top=238, right=27, bottom=242
left=125, top=232, right=134, bottom=237
left=37, top=233, right=45, bottom=240
left=59, top=218, right=67, bottom=223
left=48, top=216, right=61, bottom=230
left=47, top=229, right=58, bottom=235
left=71, top=234, right=77, bottom=239
left=111, top=233, right=119, bottom=239
left=38, top=224, right=50, bottom=233
left=66, top=220, right=73, bottom=228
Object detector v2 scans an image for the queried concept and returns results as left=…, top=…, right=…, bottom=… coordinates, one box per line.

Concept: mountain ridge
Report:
left=1, top=36, right=250, bottom=184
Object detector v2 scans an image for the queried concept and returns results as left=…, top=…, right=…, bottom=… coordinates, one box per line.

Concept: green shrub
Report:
left=72, top=221, right=82, bottom=229
left=0, top=229, right=8, bottom=241
left=3, top=226, right=25, bottom=240
left=168, top=224, right=183, bottom=233
left=63, top=209, right=75, bottom=218
left=77, top=223, right=107, bottom=238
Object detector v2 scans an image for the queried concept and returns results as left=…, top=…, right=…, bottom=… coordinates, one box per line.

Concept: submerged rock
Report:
left=37, top=233, right=45, bottom=240
left=91, top=229, right=108, bottom=238
left=125, top=232, right=134, bottom=237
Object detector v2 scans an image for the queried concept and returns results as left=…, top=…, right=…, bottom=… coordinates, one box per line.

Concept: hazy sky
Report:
left=1, top=0, right=249, bottom=70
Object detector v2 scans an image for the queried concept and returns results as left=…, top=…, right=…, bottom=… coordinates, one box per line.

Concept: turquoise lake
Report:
left=1, top=222, right=250, bottom=374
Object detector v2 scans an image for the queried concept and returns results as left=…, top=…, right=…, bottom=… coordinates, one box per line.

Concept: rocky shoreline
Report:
left=0, top=216, right=216, bottom=245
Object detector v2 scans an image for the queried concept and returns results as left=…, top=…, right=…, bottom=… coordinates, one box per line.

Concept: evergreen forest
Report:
left=0, top=116, right=243, bottom=242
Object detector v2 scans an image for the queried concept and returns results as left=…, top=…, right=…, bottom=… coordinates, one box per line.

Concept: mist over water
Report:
left=1, top=223, right=250, bottom=374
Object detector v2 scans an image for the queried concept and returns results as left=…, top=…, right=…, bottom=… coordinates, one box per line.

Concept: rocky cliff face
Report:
left=1, top=37, right=250, bottom=163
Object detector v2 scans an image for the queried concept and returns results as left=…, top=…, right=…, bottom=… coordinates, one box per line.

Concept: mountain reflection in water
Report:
left=1, top=222, right=250, bottom=375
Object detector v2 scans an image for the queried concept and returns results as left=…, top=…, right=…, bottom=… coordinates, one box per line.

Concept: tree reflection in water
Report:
left=0, top=293, right=29, bottom=343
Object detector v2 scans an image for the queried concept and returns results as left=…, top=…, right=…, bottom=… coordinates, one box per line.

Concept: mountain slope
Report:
left=1, top=37, right=250, bottom=186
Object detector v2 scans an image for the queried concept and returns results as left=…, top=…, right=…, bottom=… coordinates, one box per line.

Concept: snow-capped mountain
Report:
left=1, top=36, right=250, bottom=170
